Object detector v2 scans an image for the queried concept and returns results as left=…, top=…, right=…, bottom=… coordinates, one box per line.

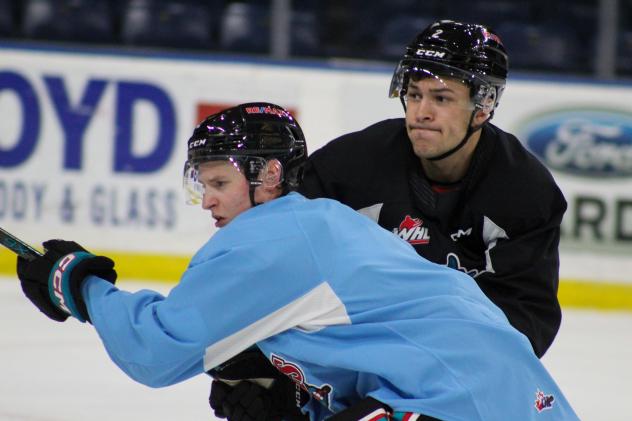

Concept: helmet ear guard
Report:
left=261, top=159, right=284, bottom=188
left=473, top=83, right=498, bottom=115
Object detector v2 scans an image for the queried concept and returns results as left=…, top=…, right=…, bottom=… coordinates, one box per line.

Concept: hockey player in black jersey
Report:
left=299, top=20, right=567, bottom=359
left=209, top=20, right=567, bottom=420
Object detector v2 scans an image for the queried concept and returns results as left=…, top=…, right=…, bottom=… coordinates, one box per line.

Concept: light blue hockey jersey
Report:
left=83, top=192, right=579, bottom=420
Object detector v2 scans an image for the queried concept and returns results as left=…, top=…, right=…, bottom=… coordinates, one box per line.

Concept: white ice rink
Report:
left=1, top=278, right=630, bottom=421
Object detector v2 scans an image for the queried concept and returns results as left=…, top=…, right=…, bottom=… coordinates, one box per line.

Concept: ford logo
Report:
left=516, top=109, right=632, bottom=177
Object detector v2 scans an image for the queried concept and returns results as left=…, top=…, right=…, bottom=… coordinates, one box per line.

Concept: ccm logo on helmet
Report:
left=51, top=253, right=77, bottom=314
left=415, top=49, right=446, bottom=58
left=189, top=139, right=207, bottom=149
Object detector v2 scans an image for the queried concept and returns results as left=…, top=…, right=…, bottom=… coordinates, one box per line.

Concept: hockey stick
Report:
left=0, top=226, right=42, bottom=261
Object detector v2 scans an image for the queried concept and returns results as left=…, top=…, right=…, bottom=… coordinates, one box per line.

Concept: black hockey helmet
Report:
left=184, top=102, right=307, bottom=204
left=389, top=20, right=508, bottom=113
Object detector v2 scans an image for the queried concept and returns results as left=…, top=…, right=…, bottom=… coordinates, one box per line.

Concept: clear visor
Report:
left=182, top=155, right=268, bottom=205
left=389, top=60, right=499, bottom=113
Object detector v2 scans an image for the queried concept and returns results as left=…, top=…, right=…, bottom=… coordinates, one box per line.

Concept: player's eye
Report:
left=434, top=94, right=455, bottom=104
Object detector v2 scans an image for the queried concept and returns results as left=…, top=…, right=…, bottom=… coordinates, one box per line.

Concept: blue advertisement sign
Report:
left=516, top=108, right=632, bottom=178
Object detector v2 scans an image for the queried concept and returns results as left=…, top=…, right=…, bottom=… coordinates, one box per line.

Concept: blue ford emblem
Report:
left=516, top=109, right=632, bottom=177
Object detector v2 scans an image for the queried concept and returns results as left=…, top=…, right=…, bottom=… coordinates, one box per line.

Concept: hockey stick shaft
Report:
left=0, top=226, right=42, bottom=261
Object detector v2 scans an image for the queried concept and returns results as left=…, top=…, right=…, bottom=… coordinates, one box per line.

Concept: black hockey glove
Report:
left=210, top=379, right=308, bottom=421
left=16, top=239, right=117, bottom=323
left=208, top=348, right=309, bottom=421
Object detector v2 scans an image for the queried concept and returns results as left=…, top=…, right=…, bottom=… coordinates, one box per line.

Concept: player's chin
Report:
left=411, top=141, right=438, bottom=158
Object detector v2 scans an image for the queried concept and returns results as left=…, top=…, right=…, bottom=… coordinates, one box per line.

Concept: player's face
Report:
left=404, top=77, right=475, bottom=160
left=197, top=161, right=252, bottom=228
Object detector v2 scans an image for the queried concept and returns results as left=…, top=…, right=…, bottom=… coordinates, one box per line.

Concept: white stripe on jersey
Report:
left=203, top=281, right=350, bottom=371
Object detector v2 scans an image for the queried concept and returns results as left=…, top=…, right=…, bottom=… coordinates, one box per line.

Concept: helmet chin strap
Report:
left=248, top=184, right=259, bottom=207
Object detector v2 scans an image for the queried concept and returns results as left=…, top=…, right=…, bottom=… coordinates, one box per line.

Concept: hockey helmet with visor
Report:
left=183, top=102, right=307, bottom=206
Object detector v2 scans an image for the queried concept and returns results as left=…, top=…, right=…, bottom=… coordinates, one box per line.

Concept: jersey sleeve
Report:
left=474, top=129, right=568, bottom=358
left=82, top=225, right=327, bottom=388
left=476, top=204, right=565, bottom=357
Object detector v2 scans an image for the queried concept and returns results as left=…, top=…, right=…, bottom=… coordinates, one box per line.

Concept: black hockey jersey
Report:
left=299, top=118, right=567, bottom=357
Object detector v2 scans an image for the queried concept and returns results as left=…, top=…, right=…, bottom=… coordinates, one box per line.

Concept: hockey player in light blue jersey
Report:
left=16, top=103, right=579, bottom=420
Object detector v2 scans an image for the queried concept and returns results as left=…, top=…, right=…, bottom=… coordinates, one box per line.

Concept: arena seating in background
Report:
left=121, top=0, right=224, bottom=50
left=0, top=0, right=619, bottom=77
left=289, top=9, right=320, bottom=57
left=219, top=2, right=269, bottom=54
left=0, top=0, right=15, bottom=37
left=218, top=2, right=323, bottom=57
left=377, top=15, right=434, bottom=61
left=495, top=21, right=587, bottom=73
left=447, top=0, right=533, bottom=30
left=327, top=0, right=441, bottom=60
left=613, top=0, right=632, bottom=75
left=617, top=30, right=632, bottom=74
left=22, top=0, right=116, bottom=44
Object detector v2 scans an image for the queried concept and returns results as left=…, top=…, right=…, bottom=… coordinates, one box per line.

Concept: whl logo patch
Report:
left=534, top=389, right=555, bottom=412
left=393, top=215, right=430, bottom=245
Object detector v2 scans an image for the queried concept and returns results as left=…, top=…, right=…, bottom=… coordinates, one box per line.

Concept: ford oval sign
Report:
left=516, top=109, right=632, bottom=177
